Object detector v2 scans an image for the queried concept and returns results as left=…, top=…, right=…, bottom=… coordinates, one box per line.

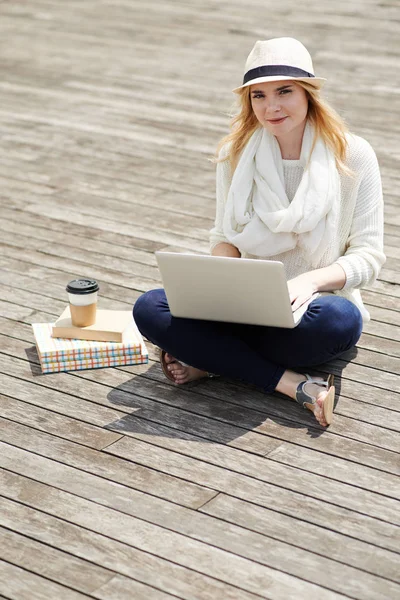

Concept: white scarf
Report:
left=223, top=122, right=340, bottom=267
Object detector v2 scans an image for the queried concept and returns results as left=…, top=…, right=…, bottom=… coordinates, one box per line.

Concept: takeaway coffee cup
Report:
left=66, top=279, right=99, bottom=327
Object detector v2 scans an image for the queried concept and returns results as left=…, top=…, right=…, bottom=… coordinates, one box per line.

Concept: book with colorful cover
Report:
left=33, top=322, right=143, bottom=363
left=39, top=353, right=148, bottom=374
left=32, top=321, right=148, bottom=374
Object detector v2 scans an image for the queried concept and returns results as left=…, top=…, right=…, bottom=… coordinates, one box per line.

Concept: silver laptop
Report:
left=155, top=252, right=318, bottom=328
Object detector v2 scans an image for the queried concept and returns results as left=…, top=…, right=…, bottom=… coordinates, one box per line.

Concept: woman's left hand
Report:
left=287, top=264, right=346, bottom=311
left=287, top=273, right=318, bottom=312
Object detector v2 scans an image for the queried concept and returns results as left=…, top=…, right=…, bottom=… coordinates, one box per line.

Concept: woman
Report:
left=133, top=37, right=385, bottom=427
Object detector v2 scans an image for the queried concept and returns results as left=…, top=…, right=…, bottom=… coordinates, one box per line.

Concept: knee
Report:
left=133, top=288, right=165, bottom=333
left=342, top=299, right=363, bottom=347
left=309, top=296, right=363, bottom=348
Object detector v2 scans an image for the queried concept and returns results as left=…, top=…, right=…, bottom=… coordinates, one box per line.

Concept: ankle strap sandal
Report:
left=296, top=373, right=335, bottom=425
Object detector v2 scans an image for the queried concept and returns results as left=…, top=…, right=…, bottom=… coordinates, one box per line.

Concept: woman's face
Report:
left=250, top=81, right=309, bottom=141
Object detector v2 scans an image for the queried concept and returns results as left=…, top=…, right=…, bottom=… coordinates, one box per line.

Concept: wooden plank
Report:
left=0, top=395, right=124, bottom=451
left=368, top=305, right=400, bottom=327
left=199, top=492, right=400, bottom=585
left=2, top=333, right=400, bottom=480
left=336, top=346, right=400, bottom=377
left=0, top=527, right=114, bottom=595
left=335, top=344, right=400, bottom=379
left=100, top=397, right=400, bottom=477
left=103, top=365, right=400, bottom=451
left=2, top=333, right=399, bottom=473
left=365, top=279, right=400, bottom=300
left=0, top=95, right=219, bottom=149
left=92, top=575, right=181, bottom=599
left=384, top=245, right=400, bottom=261
left=9, top=190, right=213, bottom=243
left=0, top=282, right=68, bottom=315
left=0, top=417, right=216, bottom=510
left=0, top=120, right=214, bottom=172
left=324, top=359, right=400, bottom=399
left=0, top=559, right=93, bottom=600
left=0, top=31, right=395, bottom=98
left=0, top=208, right=161, bottom=263
left=0, top=244, right=157, bottom=294
left=0, top=269, right=132, bottom=311
left=0, top=466, right=395, bottom=600
left=0, top=86, right=222, bottom=144
left=3, top=368, right=399, bottom=530
left=362, top=290, right=400, bottom=311
left=0, top=300, right=34, bottom=321
left=0, top=373, right=125, bottom=447
left=0, top=467, right=349, bottom=600
left=383, top=256, right=400, bottom=272
left=0, top=495, right=266, bottom=600
left=3, top=201, right=209, bottom=254
left=2, top=332, right=399, bottom=477
left=0, top=218, right=159, bottom=273
left=384, top=224, right=400, bottom=238
left=0, top=231, right=161, bottom=282
left=378, top=268, right=400, bottom=286
left=103, top=437, right=400, bottom=533
left=3, top=396, right=399, bottom=536
left=0, top=260, right=143, bottom=306
left=119, top=350, right=400, bottom=432
left=363, top=319, right=400, bottom=342
left=356, top=332, right=400, bottom=358
left=0, top=162, right=216, bottom=217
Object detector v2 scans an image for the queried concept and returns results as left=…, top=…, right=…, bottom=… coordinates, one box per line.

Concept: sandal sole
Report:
left=323, top=385, right=335, bottom=425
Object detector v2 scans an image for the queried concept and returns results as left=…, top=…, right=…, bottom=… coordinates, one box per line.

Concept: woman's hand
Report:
left=287, top=273, right=318, bottom=312
left=288, top=264, right=347, bottom=311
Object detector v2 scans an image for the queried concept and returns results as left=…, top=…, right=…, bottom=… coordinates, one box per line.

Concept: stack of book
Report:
left=32, top=308, right=148, bottom=374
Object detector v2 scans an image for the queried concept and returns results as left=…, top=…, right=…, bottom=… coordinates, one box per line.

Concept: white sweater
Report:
left=209, top=134, right=386, bottom=322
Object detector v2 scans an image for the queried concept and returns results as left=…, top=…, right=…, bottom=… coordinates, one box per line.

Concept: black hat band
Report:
left=243, top=64, right=315, bottom=85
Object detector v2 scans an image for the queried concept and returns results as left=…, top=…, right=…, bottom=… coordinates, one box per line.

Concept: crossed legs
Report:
left=133, top=289, right=363, bottom=426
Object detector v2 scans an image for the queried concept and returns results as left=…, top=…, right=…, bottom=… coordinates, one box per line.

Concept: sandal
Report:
left=159, top=349, right=219, bottom=383
left=295, top=373, right=335, bottom=425
left=159, top=349, right=178, bottom=382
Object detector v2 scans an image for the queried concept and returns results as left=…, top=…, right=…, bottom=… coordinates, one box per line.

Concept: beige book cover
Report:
left=52, top=306, right=134, bottom=342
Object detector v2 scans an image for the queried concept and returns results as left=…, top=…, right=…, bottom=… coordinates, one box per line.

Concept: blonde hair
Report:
left=215, top=81, right=351, bottom=175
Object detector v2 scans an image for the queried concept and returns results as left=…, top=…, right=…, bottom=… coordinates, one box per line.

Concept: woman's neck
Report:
left=276, top=121, right=307, bottom=160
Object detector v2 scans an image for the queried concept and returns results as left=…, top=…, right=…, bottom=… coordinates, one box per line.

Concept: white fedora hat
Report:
left=233, top=37, right=326, bottom=93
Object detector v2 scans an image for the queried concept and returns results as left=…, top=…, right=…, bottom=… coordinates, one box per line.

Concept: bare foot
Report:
left=164, top=353, right=208, bottom=385
left=276, top=371, right=334, bottom=428
left=302, top=380, right=332, bottom=427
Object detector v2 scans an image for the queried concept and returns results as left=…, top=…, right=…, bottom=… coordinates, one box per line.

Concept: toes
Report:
left=167, top=362, right=189, bottom=383
left=163, top=361, right=209, bottom=385
left=317, top=393, right=329, bottom=426
left=164, top=353, right=176, bottom=365
left=169, top=365, right=185, bottom=376
left=313, top=401, right=327, bottom=427
left=174, top=369, right=189, bottom=382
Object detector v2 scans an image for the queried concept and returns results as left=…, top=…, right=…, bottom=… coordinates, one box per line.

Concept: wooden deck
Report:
left=0, top=1, right=399, bottom=598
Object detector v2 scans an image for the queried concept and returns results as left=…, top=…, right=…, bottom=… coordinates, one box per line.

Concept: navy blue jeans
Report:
left=133, top=289, right=363, bottom=393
